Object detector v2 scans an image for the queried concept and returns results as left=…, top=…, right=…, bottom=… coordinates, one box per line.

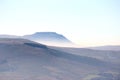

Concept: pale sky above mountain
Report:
left=0, top=0, right=120, bottom=47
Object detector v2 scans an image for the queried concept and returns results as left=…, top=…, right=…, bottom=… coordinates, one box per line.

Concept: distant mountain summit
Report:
left=23, top=32, right=71, bottom=42
left=23, top=32, right=74, bottom=47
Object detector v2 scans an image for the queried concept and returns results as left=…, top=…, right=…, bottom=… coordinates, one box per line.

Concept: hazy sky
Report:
left=0, top=0, right=120, bottom=47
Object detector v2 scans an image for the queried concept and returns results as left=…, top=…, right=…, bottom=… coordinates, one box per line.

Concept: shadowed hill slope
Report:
left=0, top=38, right=119, bottom=80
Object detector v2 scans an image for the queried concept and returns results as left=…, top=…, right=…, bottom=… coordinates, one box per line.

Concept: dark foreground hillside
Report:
left=0, top=38, right=119, bottom=80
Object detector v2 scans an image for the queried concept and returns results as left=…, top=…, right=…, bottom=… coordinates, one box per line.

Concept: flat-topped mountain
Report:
left=23, top=32, right=71, bottom=42
left=23, top=32, right=74, bottom=47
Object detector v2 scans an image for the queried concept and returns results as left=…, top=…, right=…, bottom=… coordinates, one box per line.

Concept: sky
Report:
left=0, top=0, right=120, bottom=47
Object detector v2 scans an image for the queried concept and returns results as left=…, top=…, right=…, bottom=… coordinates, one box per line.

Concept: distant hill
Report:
left=88, top=45, right=120, bottom=51
left=0, top=35, right=19, bottom=38
left=23, top=32, right=74, bottom=47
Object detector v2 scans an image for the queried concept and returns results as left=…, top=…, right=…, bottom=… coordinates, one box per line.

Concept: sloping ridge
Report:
left=50, top=46, right=120, bottom=65
left=0, top=38, right=108, bottom=67
left=0, top=38, right=118, bottom=80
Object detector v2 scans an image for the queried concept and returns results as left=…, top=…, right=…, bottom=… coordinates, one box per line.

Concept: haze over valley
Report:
left=0, top=0, right=120, bottom=79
